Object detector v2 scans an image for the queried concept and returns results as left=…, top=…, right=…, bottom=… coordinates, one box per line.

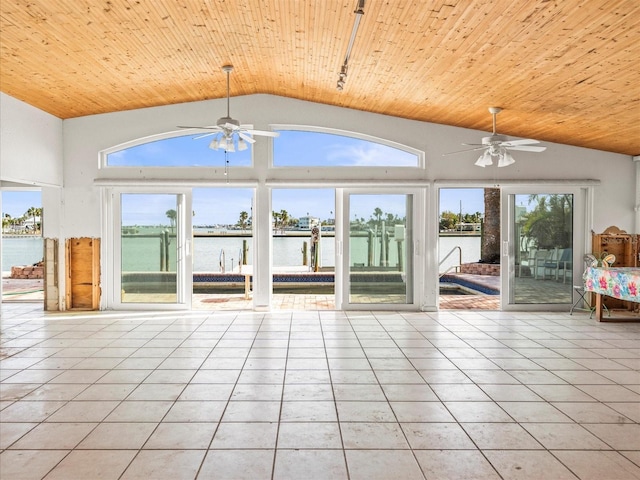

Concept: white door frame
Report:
left=337, top=187, right=425, bottom=311
left=103, top=187, right=192, bottom=310
left=500, top=185, right=590, bottom=311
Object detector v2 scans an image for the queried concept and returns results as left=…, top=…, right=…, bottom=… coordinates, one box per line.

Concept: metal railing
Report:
left=439, top=245, right=462, bottom=278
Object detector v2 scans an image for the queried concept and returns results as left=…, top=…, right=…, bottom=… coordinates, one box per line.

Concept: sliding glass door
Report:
left=502, top=187, right=584, bottom=310
left=110, top=190, right=192, bottom=309
left=339, top=189, right=421, bottom=309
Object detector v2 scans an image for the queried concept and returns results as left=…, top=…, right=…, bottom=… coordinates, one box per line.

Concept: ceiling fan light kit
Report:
left=445, top=107, right=546, bottom=167
left=178, top=64, right=279, bottom=156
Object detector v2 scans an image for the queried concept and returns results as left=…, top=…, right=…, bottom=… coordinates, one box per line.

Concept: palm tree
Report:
left=272, top=211, right=280, bottom=231
left=26, top=206, right=39, bottom=232
left=237, top=211, right=249, bottom=232
left=2, top=213, right=11, bottom=233
left=373, top=207, right=383, bottom=224
left=481, top=188, right=500, bottom=263
left=279, top=210, right=289, bottom=231
left=166, top=209, right=177, bottom=232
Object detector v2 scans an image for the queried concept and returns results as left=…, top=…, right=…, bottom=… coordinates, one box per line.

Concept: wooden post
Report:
left=242, top=239, right=248, bottom=265
left=302, top=241, right=308, bottom=266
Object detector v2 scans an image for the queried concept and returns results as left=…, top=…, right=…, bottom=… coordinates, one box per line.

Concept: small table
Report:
left=584, top=267, right=640, bottom=321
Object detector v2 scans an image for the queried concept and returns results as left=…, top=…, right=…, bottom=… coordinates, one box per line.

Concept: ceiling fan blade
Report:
left=244, top=129, right=280, bottom=137
left=442, top=146, right=488, bottom=156
left=238, top=132, right=256, bottom=144
left=193, top=132, right=218, bottom=140
left=502, top=139, right=540, bottom=146
left=177, top=125, right=221, bottom=130
left=507, top=145, right=547, bottom=152
left=462, top=143, right=485, bottom=147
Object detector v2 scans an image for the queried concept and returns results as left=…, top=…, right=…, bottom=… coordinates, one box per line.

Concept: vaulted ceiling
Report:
left=1, top=1, right=638, bottom=155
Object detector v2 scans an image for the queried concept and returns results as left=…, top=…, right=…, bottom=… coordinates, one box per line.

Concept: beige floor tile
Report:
left=577, top=384, right=640, bottom=402
left=336, top=401, right=396, bottom=422
left=127, top=383, right=186, bottom=401
left=73, top=384, right=136, bottom=401
left=144, top=369, right=198, bottom=384
left=0, top=400, right=65, bottom=422
left=484, top=450, right=579, bottom=480
left=282, top=383, right=334, bottom=401
left=553, top=450, right=640, bottom=480
left=104, top=400, right=173, bottom=422
left=210, top=422, right=278, bottom=449
left=121, top=449, right=205, bottom=480
left=345, top=450, right=424, bottom=480
left=241, top=369, right=286, bottom=383
left=583, top=423, right=640, bottom=450
left=144, top=422, right=216, bottom=449
left=10, top=422, right=96, bottom=450
left=22, top=383, right=89, bottom=401
left=178, top=383, right=234, bottom=401
left=230, top=383, right=283, bottom=401
left=95, top=369, right=152, bottom=383
left=77, top=422, right=157, bottom=449
left=277, top=422, right=342, bottom=449
left=401, top=422, right=475, bottom=449
left=431, top=383, right=492, bottom=401
left=198, top=449, right=274, bottom=479
left=222, top=400, right=281, bottom=422
left=0, top=450, right=69, bottom=480
left=498, top=401, right=572, bottom=423
left=0, top=422, right=37, bottom=449
left=45, top=400, right=119, bottom=422
left=43, top=450, right=136, bottom=480
left=280, top=401, right=338, bottom=422
left=528, top=384, right=597, bottom=402
left=552, top=401, right=637, bottom=423
left=164, top=400, right=227, bottom=422
left=414, top=449, right=501, bottom=480
left=381, top=383, right=438, bottom=401
left=523, top=423, right=611, bottom=450
left=607, top=402, right=640, bottom=422
left=341, top=422, right=409, bottom=449
left=274, top=449, right=348, bottom=480
left=462, top=423, right=543, bottom=450
left=479, top=384, right=543, bottom=402
left=390, top=401, right=455, bottom=422
left=445, top=401, right=513, bottom=423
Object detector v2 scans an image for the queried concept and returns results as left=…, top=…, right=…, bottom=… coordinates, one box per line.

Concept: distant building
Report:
left=297, top=215, right=320, bottom=230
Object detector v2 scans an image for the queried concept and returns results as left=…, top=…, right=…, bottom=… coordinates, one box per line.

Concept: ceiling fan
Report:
left=178, top=65, right=279, bottom=152
left=444, top=107, right=546, bottom=167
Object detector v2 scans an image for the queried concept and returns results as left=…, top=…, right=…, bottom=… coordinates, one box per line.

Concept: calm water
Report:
left=2, top=237, right=43, bottom=271
left=2, top=235, right=480, bottom=273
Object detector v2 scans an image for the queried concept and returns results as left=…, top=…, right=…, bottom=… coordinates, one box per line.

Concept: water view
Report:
left=2, top=234, right=480, bottom=273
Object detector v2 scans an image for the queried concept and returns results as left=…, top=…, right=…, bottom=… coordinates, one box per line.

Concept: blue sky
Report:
left=2, top=191, right=41, bottom=219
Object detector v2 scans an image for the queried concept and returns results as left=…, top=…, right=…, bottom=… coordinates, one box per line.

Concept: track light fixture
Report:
left=337, top=0, right=365, bottom=90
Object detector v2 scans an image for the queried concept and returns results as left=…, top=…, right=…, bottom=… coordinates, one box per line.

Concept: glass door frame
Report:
left=500, top=185, right=589, bottom=311
left=103, top=187, right=193, bottom=310
left=337, top=187, right=425, bottom=311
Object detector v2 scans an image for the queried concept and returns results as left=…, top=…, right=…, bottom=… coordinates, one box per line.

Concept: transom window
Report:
left=273, top=129, right=421, bottom=167
left=104, top=133, right=252, bottom=167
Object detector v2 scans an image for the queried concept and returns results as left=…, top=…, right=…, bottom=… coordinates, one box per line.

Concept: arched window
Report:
left=273, top=128, right=421, bottom=167
left=103, top=133, right=252, bottom=167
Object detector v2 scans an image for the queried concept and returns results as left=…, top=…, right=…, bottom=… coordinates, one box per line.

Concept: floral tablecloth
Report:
left=584, top=267, right=640, bottom=302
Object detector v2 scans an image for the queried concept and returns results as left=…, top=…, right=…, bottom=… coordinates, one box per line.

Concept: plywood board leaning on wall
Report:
left=65, top=238, right=100, bottom=310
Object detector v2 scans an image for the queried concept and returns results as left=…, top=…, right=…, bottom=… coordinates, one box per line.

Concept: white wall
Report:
left=0, top=93, right=63, bottom=188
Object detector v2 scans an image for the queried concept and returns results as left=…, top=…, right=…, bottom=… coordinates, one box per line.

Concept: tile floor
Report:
left=1, top=303, right=639, bottom=479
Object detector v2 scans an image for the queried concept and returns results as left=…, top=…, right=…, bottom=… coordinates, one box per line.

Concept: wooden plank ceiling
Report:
left=1, top=0, right=638, bottom=155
